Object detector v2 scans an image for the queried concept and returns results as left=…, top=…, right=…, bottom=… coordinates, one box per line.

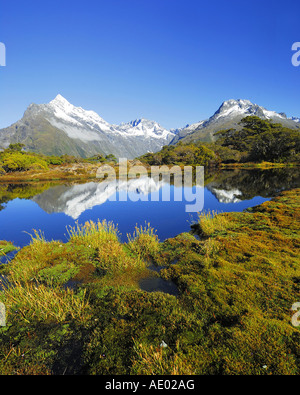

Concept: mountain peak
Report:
left=214, top=98, right=270, bottom=120
left=216, top=99, right=288, bottom=121
left=225, top=99, right=252, bottom=105
left=49, top=94, right=73, bottom=111
left=218, top=99, right=253, bottom=112
left=51, top=94, right=70, bottom=105
left=129, top=119, right=143, bottom=127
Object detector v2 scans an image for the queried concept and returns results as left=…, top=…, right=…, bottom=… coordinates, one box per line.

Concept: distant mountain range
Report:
left=0, top=96, right=299, bottom=158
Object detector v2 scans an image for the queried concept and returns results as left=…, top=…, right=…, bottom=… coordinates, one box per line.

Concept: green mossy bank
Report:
left=0, top=189, right=299, bottom=375
left=0, top=241, right=16, bottom=256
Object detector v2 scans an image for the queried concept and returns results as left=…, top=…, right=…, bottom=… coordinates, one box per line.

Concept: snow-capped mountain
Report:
left=211, top=99, right=287, bottom=121
left=0, top=95, right=175, bottom=158
left=171, top=99, right=300, bottom=144
left=46, top=94, right=113, bottom=137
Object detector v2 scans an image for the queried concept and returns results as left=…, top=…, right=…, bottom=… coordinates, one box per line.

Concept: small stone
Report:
left=160, top=341, right=168, bottom=348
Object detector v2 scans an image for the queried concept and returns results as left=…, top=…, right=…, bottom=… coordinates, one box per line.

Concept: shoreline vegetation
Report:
left=0, top=161, right=298, bottom=183
left=0, top=188, right=299, bottom=374
left=0, top=241, right=16, bottom=256
left=0, top=116, right=299, bottom=182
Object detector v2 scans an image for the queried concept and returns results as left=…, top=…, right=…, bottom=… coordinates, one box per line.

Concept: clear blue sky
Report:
left=0, top=0, right=299, bottom=129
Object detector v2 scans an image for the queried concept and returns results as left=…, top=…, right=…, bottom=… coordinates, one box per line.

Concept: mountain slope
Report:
left=171, top=99, right=300, bottom=144
left=0, top=95, right=175, bottom=159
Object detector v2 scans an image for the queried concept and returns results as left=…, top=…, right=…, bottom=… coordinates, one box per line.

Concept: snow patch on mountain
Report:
left=291, top=117, right=300, bottom=123
left=116, top=118, right=172, bottom=139
left=213, top=99, right=286, bottom=121
left=46, top=95, right=114, bottom=141
left=171, top=120, right=205, bottom=135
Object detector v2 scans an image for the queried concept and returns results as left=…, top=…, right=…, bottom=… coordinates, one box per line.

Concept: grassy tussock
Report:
left=68, top=220, right=146, bottom=271
left=127, top=222, right=161, bottom=259
left=67, top=220, right=119, bottom=248
left=131, top=340, right=196, bottom=375
left=197, top=210, right=232, bottom=237
left=1, top=279, right=91, bottom=324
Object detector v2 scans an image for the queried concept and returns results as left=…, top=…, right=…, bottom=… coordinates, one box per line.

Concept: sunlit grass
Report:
left=127, top=222, right=161, bottom=259
left=1, top=278, right=91, bottom=324
left=197, top=210, right=232, bottom=237
left=66, top=220, right=120, bottom=248
left=66, top=220, right=147, bottom=271
left=131, top=340, right=196, bottom=375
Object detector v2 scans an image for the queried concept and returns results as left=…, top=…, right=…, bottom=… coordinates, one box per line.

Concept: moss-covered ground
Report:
left=0, top=189, right=299, bottom=375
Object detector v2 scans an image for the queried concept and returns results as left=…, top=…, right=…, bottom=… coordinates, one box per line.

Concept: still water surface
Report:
left=0, top=168, right=299, bottom=251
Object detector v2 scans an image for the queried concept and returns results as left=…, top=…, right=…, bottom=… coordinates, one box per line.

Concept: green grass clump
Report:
left=67, top=220, right=146, bottom=272
left=196, top=210, right=232, bottom=237
left=2, top=281, right=91, bottom=324
left=5, top=231, right=91, bottom=285
left=127, top=222, right=161, bottom=260
left=66, top=220, right=119, bottom=249
left=0, top=150, right=49, bottom=173
left=131, top=340, right=196, bottom=375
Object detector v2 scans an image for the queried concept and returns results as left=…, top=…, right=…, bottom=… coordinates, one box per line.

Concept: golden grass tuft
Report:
left=131, top=340, right=196, bottom=375
left=197, top=210, right=231, bottom=237
left=127, top=223, right=160, bottom=259
left=1, top=278, right=91, bottom=324
left=67, top=220, right=119, bottom=248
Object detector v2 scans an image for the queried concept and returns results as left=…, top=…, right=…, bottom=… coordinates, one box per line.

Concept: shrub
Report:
left=0, top=151, right=49, bottom=172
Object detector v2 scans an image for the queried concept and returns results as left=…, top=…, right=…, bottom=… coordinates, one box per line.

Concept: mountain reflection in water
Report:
left=32, top=177, right=168, bottom=220
left=0, top=168, right=299, bottom=248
